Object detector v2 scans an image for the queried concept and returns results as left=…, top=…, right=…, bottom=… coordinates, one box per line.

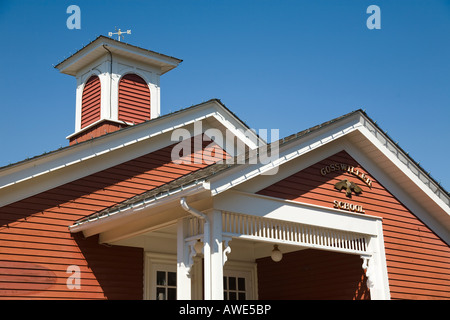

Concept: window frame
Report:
left=223, top=261, right=257, bottom=300
left=144, top=253, right=258, bottom=300
left=144, top=253, right=177, bottom=300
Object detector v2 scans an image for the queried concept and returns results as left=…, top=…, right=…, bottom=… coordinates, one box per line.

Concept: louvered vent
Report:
left=118, top=74, right=151, bottom=123
left=81, top=75, right=101, bottom=128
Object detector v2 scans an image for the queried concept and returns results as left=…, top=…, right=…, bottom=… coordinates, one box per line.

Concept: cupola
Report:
left=55, top=36, right=182, bottom=145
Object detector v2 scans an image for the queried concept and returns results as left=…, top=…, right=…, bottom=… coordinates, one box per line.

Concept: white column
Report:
left=366, top=219, right=390, bottom=300
left=74, top=77, right=83, bottom=132
left=208, top=210, right=224, bottom=300
left=150, top=73, right=161, bottom=119
left=99, top=60, right=112, bottom=121
left=177, top=218, right=192, bottom=299
left=110, top=61, right=120, bottom=122
left=203, top=216, right=211, bottom=300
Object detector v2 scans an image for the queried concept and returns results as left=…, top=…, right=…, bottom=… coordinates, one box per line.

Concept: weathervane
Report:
left=108, top=27, right=131, bottom=41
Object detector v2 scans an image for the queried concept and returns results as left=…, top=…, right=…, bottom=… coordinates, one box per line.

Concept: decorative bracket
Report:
left=361, top=255, right=375, bottom=290
left=186, top=239, right=200, bottom=276
left=222, top=236, right=232, bottom=266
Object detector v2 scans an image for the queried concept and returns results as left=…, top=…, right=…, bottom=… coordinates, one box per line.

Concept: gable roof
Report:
left=0, top=99, right=248, bottom=172
left=0, top=99, right=262, bottom=207
left=69, top=109, right=450, bottom=236
left=1, top=94, right=448, bottom=240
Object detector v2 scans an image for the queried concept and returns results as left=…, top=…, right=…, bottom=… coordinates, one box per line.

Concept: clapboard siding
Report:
left=118, top=74, right=150, bottom=123
left=0, top=136, right=228, bottom=299
left=257, top=249, right=369, bottom=300
left=0, top=234, right=143, bottom=299
left=81, top=75, right=101, bottom=128
left=257, top=150, right=450, bottom=300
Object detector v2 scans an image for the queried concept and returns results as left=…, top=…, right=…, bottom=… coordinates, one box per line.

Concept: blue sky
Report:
left=0, top=0, right=449, bottom=191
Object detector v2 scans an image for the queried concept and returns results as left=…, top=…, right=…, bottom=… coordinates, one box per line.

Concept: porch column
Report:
left=203, top=214, right=212, bottom=300
left=207, top=209, right=224, bottom=300
left=365, top=219, right=390, bottom=300
left=177, top=218, right=192, bottom=299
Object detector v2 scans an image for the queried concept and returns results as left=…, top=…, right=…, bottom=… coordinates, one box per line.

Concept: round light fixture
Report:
left=271, top=244, right=283, bottom=262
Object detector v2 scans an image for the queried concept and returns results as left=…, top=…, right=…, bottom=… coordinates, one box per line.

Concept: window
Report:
left=223, top=267, right=255, bottom=300
left=156, top=270, right=177, bottom=300
left=145, top=253, right=178, bottom=300
left=224, top=275, right=247, bottom=300
left=154, top=271, right=250, bottom=300
left=145, top=253, right=256, bottom=300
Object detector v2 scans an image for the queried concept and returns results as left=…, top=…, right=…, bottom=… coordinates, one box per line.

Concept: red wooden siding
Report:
left=257, top=249, right=369, bottom=300
left=257, top=150, right=450, bottom=300
left=118, top=74, right=151, bottom=124
left=69, top=121, right=128, bottom=145
left=81, top=75, right=101, bottom=128
left=0, top=135, right=229, bottom=299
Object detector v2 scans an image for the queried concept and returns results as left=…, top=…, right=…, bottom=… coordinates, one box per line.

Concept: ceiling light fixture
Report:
left=271, top=244, right=283, bottom=262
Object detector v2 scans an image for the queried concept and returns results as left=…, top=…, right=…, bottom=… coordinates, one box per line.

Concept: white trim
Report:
left=214, top=190, right=381, bottom=236
left=68, top=180, right=210, bottom=236
left=223, top=261, right=258, bottom=300
left=70, top=53, right=162, bottom=137
left=75, top=69, right=102, bottom=132
left=208, top=111, right=449, bottom=208
left=0, top=100, right=256, bottom=207
left=368, top=219, right=391, bottom=300
left=114, top=58, right=161, bottom=121
left=182, top=206, right=388, bottom=299
left=342, top=139, right=450, bottom=244
left=177, top=218, right=192, bottom=299
left=206, top=112, right=449, bottom=241
left=357, top=119, right=450, bottom=227
left=144, top=252, right=258, bottom=301
left=55, top=36, right=182, bottom=76
left=144, top=252, right=177, bottom=300
left=208, top=114, right=362, bottom=195
left=220, top=211, right=371, bottom=256
left=358, top=114, right=449, bottom=208
left=235, top=138, right=347, bottom=194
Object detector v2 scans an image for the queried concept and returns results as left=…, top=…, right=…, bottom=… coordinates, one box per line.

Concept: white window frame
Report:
left=154, top=264, right=177, bottom=300
left=144, top=252, right=258, bottom=300
left=144, top=252, right=177, bottom=300
left=223, top=270, right=252, bottom=300
left=223, top=261, right=258, bottom=300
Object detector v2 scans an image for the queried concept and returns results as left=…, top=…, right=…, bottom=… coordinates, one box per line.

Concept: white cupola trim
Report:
left=55, top=36, right=182, bottom=142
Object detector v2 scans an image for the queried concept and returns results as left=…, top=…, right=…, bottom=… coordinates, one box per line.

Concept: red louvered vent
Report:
left=81, top=75, right=101, bottom=128
left=118, top=74, right=151, bottom=123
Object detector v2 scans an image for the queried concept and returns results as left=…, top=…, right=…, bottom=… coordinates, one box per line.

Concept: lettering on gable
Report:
left=319, top=162, right=374, bottom=214
left=320, top=163, right=373, bottom=187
